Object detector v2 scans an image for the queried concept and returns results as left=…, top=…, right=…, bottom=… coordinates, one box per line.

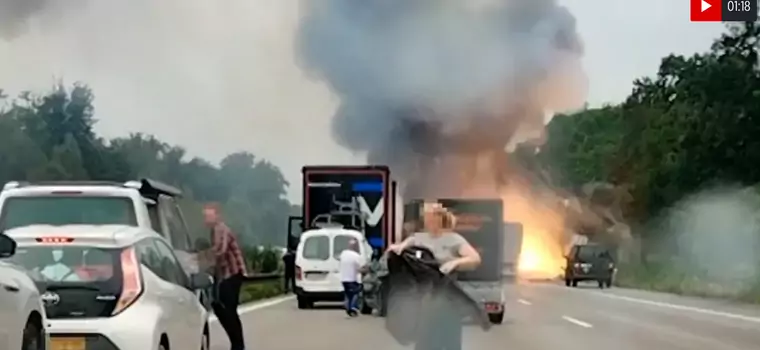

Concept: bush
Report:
left=244, top=246, right=282, bottom=273
left=259, top=248, right=279, bottom=273
left=239, top=280, right=284, bottom=303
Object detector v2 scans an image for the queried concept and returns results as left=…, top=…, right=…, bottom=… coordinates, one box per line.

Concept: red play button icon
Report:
left=691, top=0, right=721, bottom=21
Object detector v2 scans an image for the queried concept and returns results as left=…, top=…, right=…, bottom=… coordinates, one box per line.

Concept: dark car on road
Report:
left=564, top=243, right=615, bottom=288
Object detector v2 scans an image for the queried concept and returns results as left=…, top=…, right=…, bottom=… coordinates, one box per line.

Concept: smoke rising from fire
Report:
left=296, top=0, right=587, bottom=197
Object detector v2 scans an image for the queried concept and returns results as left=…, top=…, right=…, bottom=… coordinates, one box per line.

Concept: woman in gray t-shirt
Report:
left=387, top=205, right=481, bottom=350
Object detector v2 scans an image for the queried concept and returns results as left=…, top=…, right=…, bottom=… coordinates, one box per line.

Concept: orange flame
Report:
left=502, top=182, right=566, bottom=280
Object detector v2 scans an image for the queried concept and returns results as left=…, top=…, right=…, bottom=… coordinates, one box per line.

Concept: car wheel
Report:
left=22, top=320, right=43, bottom=350
left=597, top=280, right=605, bottom=289
left=201, top=326, right=210, bottom=350
left=360, top=301, right=373, bottom=315
left=488, top=311, right=504, bottom=325
left=605, top=278, right=613, bottom=288
left=564, top=278, right=571, bottom=287
left=297, top=296, right=313, bottom=309
left=571, top=279, right=578, bottom=287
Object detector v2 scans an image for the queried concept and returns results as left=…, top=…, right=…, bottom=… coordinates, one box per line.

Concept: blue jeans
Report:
left=342, top=282, right=361, bottom=313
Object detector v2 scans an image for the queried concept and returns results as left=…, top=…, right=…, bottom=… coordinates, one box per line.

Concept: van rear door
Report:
left=331, top=233, right=369, bottom=284
left=297, top=233, right=338, bottom=292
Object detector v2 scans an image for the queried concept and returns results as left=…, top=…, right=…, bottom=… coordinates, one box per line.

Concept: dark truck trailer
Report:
left=287, top=165, right=397, bottom=251
left=403, top=198, right=507, bottom=324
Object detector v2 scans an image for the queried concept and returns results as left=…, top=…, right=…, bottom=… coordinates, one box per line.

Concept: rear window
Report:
left=576, top=245, right=609, bottom=260
left=302, top=235, right=329, bottom=261
left=9, top=245, right=121, bottom=284
left=6, top=244, right=125, bottom=319
left=332, top=235, right=358, bottom=260
left=0, top=196, right=137, bottom=230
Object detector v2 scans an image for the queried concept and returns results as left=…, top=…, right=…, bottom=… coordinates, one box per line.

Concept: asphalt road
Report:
left=209, top=281, right=760, bottom=350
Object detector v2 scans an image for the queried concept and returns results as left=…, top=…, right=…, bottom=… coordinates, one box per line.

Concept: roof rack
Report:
left=2, top=178, right=183, bottom=199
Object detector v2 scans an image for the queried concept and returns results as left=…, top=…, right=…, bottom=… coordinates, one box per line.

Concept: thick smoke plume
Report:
left=297, top=0, right=587, bottom=198
left=0, top=0, right=72, bottom=40
left=655, top=187, right=760, bottom=296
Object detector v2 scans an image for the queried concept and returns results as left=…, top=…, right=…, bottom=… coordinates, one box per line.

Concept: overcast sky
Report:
left=0, top=0, right=725, bottom=202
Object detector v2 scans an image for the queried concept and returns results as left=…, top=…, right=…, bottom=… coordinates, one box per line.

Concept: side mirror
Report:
left=189, top=273, right=213, bottom=290
left=0, top=233, right=17, bottom=258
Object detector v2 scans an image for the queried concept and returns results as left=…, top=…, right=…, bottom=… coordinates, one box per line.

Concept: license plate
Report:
left=51, top=337, right=86, bottom=350
left=305, top=272, right=327, bottom=280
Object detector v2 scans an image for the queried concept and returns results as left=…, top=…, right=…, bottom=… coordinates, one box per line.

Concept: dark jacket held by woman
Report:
left=383, top=246, right=491, bottom=346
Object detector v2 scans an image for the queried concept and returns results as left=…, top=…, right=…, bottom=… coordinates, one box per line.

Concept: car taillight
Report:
left=295, top=266, right=302, bottom=280
left=36, top=237, right=74, bottom=243
left=112, top=247, right=143, bottom=315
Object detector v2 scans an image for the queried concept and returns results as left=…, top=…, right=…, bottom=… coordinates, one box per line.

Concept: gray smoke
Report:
left=0, top=0, right=69, bottom=40
left=660, top=187, right=760, bottom=296
left=297, top=0, right=587, bottom=198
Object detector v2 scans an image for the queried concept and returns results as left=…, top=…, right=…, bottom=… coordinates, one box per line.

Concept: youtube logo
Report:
left=691, top=0, right=721, bottom=22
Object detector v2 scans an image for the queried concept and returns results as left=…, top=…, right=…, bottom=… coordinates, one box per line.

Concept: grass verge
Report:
left=614, top=262, right=760, bottom=303
left=239, top=280, right=285, bottom=304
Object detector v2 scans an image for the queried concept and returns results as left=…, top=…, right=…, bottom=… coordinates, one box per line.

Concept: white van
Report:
left=294, top=227, right=372, bottom=309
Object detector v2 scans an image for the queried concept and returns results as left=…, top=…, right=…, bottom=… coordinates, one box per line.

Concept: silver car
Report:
left=6, top=225, right=213, bottom=350
left=0, top=232, right=50, bottom=350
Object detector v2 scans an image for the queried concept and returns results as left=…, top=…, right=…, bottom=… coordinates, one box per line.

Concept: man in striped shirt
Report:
left=204, top=203, right=248, bottom=350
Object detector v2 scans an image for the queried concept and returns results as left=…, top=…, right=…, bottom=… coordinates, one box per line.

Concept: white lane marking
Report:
left=538, top=282, right=760, bottom=324
left=517, top=299, right=532, bottom=305
left=594, top=292, right=760, bottom=324
left=562, top=315, right=593, bottom=328
left=209, top=295, right=296, bottom=323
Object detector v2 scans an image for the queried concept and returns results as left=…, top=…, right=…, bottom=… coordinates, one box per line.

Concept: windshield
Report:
left=0, top=196, right=136, bottom=229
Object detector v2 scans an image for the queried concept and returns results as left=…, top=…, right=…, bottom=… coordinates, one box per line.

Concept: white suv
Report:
left=5, top=224, right=212, bottom=350
left=0, top=231, right=50, bottom=350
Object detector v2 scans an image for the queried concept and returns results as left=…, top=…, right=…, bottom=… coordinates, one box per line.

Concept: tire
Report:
left=360, top=301, right=373, bottom=315
left=488, top=311, right=504, bottom=325
left=297, top=296, right=313, bottom=309
left=597, top=279, right=605, bottom=289
left=201, top=327, right=210, bottom=350
left=571, top=279, right=578, bottom=287
left=21, top=319, right=43, bottom=350
left=378, top=283, right=389, bottom=317
left=605, top=278, right=613, bottom=288
left=564, top=278, right=571, bottom=287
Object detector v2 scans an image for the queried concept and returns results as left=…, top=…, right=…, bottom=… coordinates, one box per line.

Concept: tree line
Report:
left=521, top=22, right=760, bottom=233
left=514, top=23, right=760, bottom=298
left=0, top=84, right=295, bottom=247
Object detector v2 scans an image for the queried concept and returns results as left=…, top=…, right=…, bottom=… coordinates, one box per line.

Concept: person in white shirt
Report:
left=338, top=239, right=364, bottom=317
